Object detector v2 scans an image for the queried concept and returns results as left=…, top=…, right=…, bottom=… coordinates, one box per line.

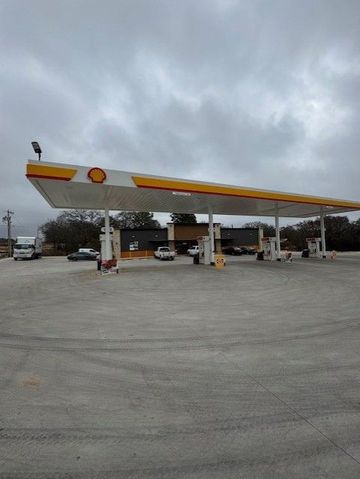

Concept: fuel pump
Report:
left=261, top=237, right=277, bottom=261
left=197, top=236, right=211, bottom=265
left=306, top=237, right=322, bottom=258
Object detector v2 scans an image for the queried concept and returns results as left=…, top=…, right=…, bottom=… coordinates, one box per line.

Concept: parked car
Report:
left=78, top=248, right=100, bottom=256
left=240, top=247, right=257, bottom=255
left=154, top=247, right=175, bottom=261
left=67, top=252, right=98, bottom=261
left=187, top=245, right=199, bottom=256
left=222, top=246, right=242, bottom=255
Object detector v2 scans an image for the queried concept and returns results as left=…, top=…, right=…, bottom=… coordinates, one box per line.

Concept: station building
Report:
left=116, top=223, right=260, bottom=258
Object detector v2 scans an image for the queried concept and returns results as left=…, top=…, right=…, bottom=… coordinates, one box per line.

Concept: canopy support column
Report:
left=320, top=208, right=327, bottom=259
left=208, top=206, right=215, bottom=264
left=275, top=204, right=281, bottom=261
left=104, top=207, right=112, bottom=260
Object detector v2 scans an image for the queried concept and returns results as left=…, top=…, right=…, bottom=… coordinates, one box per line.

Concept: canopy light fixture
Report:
left=31, top=141, right=42, bottom=161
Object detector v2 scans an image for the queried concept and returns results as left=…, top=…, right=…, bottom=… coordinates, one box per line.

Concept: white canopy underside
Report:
left=27, top=161, right=360, bottom=218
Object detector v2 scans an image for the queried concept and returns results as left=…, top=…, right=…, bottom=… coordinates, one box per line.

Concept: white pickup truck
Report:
left=187, top=245, right=199, bottom=256
left=154, top=247, right=175, bottom=261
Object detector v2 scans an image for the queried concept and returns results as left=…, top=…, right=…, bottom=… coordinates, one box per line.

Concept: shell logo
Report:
left=87, top=167, right=107, bottom=184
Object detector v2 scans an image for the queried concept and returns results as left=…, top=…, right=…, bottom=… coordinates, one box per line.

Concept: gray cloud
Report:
left=1, top=0, right=360, bottom=236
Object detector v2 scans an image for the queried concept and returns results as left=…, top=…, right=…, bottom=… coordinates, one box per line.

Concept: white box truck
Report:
left=13, top=236, right=42, bottom=260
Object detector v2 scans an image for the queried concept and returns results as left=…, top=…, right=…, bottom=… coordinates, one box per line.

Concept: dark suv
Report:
left=222, top=246, right=242, bottom=255
left=240, top=247, right=257, bottom=255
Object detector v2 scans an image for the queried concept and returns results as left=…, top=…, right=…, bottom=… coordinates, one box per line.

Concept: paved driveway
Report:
left=1, top=255, right=360, bottom=478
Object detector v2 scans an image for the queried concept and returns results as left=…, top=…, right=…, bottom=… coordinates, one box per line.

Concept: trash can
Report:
left=214, top=254, right=225, bottom=269
left=193, top=253, right=199, bottom=264
left=301, top=249, right=309, bottom=258
left=256, top=251, right=264, bottom=261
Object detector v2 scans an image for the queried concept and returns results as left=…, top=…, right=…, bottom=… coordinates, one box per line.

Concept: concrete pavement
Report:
left=1, top=255, right=360, bottom=478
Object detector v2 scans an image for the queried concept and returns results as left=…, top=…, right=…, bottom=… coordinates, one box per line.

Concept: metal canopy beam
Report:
left=320, top=208, right=327, bottom=259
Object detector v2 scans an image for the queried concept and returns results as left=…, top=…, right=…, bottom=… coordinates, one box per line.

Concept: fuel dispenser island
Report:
left=261, top=237, right=277, bottom=261
left=306, top=237, right=322, bottom=258
left=197, top=236, right=211, bottom=265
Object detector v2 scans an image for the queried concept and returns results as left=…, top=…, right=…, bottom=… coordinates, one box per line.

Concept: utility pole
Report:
left=2, top=210, right=14, bottom=257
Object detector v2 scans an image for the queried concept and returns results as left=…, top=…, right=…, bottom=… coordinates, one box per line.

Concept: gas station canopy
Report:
left=26, top=161, right=360, bottom=218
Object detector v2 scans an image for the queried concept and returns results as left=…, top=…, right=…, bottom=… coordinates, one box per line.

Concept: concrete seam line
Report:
left=218, top=351, right=360, bottom=467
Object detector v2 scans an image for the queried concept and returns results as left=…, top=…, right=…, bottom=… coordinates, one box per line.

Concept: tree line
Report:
left=243, top=216, right=360, bottom=251
left=41, top=210, right=197, bottom=253
left=41, top=210, right=360, bottom=254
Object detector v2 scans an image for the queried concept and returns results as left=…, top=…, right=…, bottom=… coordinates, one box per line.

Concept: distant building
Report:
left=116, top=224, right=260, bottom=258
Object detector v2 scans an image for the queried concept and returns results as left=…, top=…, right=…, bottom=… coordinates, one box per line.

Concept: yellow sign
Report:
left=215, top=254, right=225, bottom=269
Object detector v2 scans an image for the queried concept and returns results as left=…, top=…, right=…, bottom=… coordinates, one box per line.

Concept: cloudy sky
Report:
left=1, top=0, right=360, bottom=236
